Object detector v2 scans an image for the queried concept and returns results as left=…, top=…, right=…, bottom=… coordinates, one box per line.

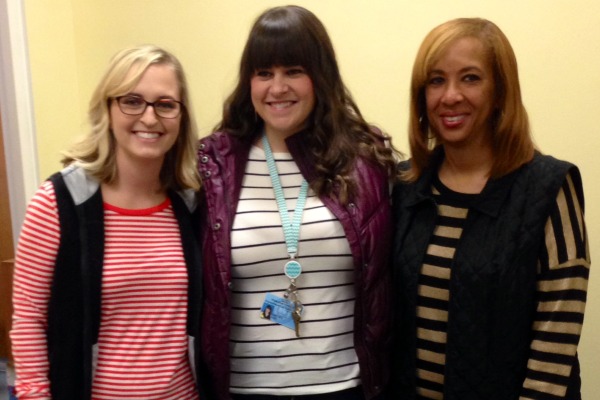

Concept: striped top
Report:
left=415, top=172, right=590, bottom=399
left=228, top=146, right=361, bottom=396
left=11, top=181, right=199, bottom=400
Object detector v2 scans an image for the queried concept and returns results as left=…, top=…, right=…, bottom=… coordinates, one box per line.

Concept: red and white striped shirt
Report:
left=11, top=180, right=199, bottom=400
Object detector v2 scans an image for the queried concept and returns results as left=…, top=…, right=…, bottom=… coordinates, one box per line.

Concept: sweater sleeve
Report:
left=10, top=181, right=60, bottom=400
left=520, top=171, right=590, bottom=399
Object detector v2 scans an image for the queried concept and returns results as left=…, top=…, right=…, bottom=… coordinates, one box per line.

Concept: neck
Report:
left=259, top=130, right=292, bottom=153
left=102, top=157, right=166, bottom=209
left=439, top=144, right=494, bottom=194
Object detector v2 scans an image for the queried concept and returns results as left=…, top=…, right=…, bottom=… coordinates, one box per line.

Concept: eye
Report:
left=463, top=73, right=481, bottom=83
left=287, top=67, right=306, bottom=76
left=254, top=69, right=273, bottom=78
left=427, top=76, right=444, bottom=86
left=120, top=95, right=144, bottom=107
left=155, top=99, right=178, bottom=111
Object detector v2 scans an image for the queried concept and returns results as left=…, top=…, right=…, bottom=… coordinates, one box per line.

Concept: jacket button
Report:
left=199, top=143, right=206, bottom=150
left=204, top=171, right=212, bottom=178
left=201, top=156, right=209, bottom=163
left=213, top=222, right=221, bottom=230
left=228, top=281, right=233, bottom=290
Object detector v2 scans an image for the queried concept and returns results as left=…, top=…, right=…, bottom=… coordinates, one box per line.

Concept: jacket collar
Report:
left=405, top=147, right=522, bottom=218
left=206, top=128, right=312, bottom=183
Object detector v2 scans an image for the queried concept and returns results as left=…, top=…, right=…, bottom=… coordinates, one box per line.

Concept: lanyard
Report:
left=262, top=134, right=308, bottom=280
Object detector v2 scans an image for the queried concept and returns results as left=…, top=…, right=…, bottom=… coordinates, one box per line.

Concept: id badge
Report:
left=260, top=293, right=301, bottom=331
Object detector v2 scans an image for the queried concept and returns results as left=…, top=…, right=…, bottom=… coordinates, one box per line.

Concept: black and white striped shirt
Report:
left=228, top=146, right=361, bottom=395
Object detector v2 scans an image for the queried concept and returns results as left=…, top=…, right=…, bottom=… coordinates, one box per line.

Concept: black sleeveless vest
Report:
left=46, top=166, right=203, bottom=399
left=391, top=152, right=584, bottom=399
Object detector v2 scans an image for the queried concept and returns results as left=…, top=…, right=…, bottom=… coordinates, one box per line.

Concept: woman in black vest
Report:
left=391, top=18, right=590, bottom=399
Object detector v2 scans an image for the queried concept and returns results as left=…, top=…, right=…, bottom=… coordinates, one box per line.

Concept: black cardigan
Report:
left=391, top=151, right=584, bottom=399
left=46, top=167, right=203, bottom=399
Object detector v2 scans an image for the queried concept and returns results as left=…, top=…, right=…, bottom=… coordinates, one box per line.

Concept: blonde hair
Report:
left=405, top=18, right=535, bottom=181
left=62, top=44, right=200, bottom=190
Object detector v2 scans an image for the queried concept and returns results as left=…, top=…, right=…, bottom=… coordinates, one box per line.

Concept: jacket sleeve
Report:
left=10, top=181, right=60, bottom=400
left=521, top=170, right=590, bottom=399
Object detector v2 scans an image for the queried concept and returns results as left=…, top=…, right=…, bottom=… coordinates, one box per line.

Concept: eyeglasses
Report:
left=114, top=95, right=184, bottom=119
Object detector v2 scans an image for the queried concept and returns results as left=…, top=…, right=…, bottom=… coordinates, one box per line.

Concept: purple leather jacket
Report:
left=197, top=130, right=392, bottom=400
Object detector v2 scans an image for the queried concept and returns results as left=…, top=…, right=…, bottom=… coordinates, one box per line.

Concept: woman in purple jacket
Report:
left=196, top=5, right=399, bottom=400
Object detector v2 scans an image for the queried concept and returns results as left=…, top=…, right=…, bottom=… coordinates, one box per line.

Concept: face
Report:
left=425, top=36, right=495, bottom=150
left=251, top=65, right=315, bottom=139
left=110, top=64, right=181, bottom=169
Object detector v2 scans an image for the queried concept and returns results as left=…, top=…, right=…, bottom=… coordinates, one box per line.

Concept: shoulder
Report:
left=354, top=154, right=388, bottom=183
left=493, top=153, right=584, bottom=218
left=350, top=157, right=391, bottom=213
left=369, top=126, right=389, bottom=147
left=397, top=159, right=411, bottom=173
left=198, top=131, right=252, bottom=159
left=529, top=153, right=585, bottom=209
left=392, top=161, right=412, bottom=195
left=199, top=130, right=229, bottom=146
left=527, top=153, right=577, bottom=174
left=171, top=188, right=198, bottom=213
left=28, top=180, right=59, bottom=212
left=521, top=153, right=581, bottom=193
left=20, top=181, right=61, bottom=242
left=50, top=164, right=101, bottom=206
left=392, top=159, right=428, bottom=200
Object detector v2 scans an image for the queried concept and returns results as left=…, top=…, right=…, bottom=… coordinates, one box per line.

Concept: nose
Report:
left=139, top=103, right=159, bottom=125
left=441, top=81, right=463, bottom=105
left=270, top=72, right=289, bottom=95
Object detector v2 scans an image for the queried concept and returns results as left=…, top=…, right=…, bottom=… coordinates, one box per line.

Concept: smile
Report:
left=443, top=115, right=465, bottom=123
left=268, top=101, right=295, bottom=110
left=134, top=131, right=162, bottom=139
left=442, top=114, right=466, bottom=127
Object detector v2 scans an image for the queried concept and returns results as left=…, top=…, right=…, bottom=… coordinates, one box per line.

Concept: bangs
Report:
left=245, top=24, right=315, bottom=70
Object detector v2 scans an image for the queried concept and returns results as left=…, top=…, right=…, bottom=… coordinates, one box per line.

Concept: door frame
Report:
left=0, top=0, right=40, bottom=243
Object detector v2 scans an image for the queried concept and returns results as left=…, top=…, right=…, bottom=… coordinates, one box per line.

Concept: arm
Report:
left=520, top=171, right=590, bottom=399
left=10, top=181, right=60, bottom=399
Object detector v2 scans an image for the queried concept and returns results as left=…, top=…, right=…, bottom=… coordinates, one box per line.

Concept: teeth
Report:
left=136, top=132, right=160, bottom=139
left=271, top=101, right=292, bottom=110
left=444, top=115, right=464, bottom=123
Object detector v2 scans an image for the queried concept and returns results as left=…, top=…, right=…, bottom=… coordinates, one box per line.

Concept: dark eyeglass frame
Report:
left=113, top=95, right=184, bottom=119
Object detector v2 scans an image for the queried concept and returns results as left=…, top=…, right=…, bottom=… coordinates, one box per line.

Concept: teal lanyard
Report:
left=262, top=134, right=308, bottom=279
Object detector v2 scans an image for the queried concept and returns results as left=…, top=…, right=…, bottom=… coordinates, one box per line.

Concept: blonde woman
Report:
left=11, top=45, right=203, bottom=400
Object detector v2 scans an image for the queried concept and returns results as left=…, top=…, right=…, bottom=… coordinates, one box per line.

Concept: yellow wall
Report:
left=25, top=0, right=600, bottom=396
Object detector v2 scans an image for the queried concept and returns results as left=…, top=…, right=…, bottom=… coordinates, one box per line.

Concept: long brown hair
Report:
left=216, top=5, right=399, bottom=202
left=405, top=18, right=535, bottom=181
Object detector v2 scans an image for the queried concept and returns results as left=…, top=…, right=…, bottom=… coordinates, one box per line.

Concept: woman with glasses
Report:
left=11, top=45, right=203, bottom=400
left=197, top=5, right=399, bottom=400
